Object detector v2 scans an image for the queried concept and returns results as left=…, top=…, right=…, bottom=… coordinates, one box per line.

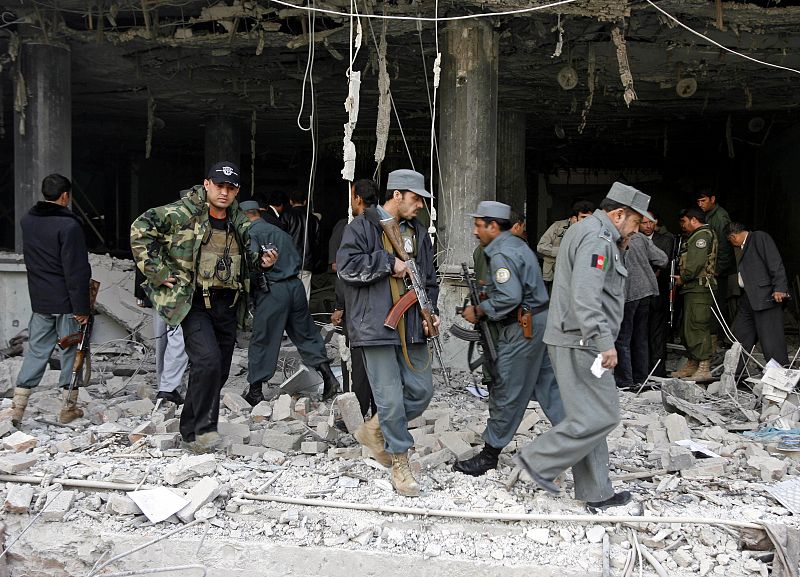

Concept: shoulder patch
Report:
left=695, top=238, right=707, bottom=249
left=495, top=268, right=511, bottom=284
left=599, top=229, right=612, bottom=242
left=591, top=254, right=606, bottom=270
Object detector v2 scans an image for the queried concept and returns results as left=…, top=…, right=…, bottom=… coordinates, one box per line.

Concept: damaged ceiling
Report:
left=1, top=0, right=800, bottom=171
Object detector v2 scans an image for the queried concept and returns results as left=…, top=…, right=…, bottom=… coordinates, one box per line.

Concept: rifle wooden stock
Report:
left=380, top=218, right=410, bottom=260
left=58, top=332, right=83, bottom=350
left=71, top=348, right=87, bottom=373
left=384, top=290, right=418, bottom=330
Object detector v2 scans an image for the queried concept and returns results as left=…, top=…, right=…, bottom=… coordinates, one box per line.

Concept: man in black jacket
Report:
left=12, top=174, right=92, bottom=427
left=283, top=189, right=321, bottom=300
left=337, top=169, right=440, bottom=497
left=726, top=222, right=789, bottom=366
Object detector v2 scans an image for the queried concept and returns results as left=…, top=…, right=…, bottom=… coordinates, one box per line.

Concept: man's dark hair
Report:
left=648, top=208, right=661, bottom=223
left=509, top=209, right=525, bottom=226
left=289, top=189, right=308, bottom=205
left=725, top=221, right=747, bottom=236
left=481, top=217, right=512, bottom=231
left=41, top=174, right=71, bottom=201
left=599, top=198, right=631, bottom=213
left=571, top=199, right=595, bottom=216
left=353, top=179, right=379, bottom=208
left=266, top=189, right=288, bottom=207
left=384, top=188, right=419, bottom=203
left=694, top=187, right=715, bottom=201
left=679, top=207, right=706, bottom=223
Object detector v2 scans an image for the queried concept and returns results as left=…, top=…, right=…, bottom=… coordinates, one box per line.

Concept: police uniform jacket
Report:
left=543, top=209, right=626, bottom=353
left=479, top=231, right=548, bottom=320
left=336, top=206, right=439, bottom=348
left=247, top=218, right=302, bottom=282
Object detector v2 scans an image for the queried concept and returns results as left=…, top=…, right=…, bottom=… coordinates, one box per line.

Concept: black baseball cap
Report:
left=207, top=161, right=240, bottom=188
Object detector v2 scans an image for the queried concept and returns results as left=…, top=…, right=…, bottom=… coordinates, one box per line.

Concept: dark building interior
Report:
left=1, top=0, right=799, bottom=275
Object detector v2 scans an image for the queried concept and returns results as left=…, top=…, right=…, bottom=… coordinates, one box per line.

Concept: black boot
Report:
left=586, top=491, right=632, bottom=513
left=317, top=362, right=340, bottom=401
left=453, top=445, right=500, bottom=477
left=242, top=382, right=264, bottom=406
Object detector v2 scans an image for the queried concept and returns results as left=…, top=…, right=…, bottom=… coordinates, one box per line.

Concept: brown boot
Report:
left=390, top=453, right=420, bottom=497
left=670, top=359, right=699, bottom=379
left=689, top=360, right=713, bottom=382
left=354, top=414, right=392, bottom=467
left=58, top=388, right=84, bottom=424
left=11, top=387, right=31, bottom=427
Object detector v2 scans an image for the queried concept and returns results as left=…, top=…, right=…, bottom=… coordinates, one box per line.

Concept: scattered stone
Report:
left=222, top=392, right=252, bottom=414
left=176, top=477, right=221, bottom=523
left=4, top=484, right=34, bottom=513
left=261, top=431, right=302, bottom=453
left=328, top=446, right=362, bottom=459
left=301, top=441, right=328, bottom=454
left=673, top=548, right=694, bottom=567
left=164, top=454, right=217, bottom=485
left=336, top=393, right=364, bottom=434
left=586, top=525, right=606, bottom=544
left=315, top=422, right=339, bottom=442
left=412, top=449, right=453, bottom=473
left=663, top=414, right=691, bottom=442
left=128, top=421, right=156, bottom=444
left=229, top=444, right=265, bottom=458
left=217, top=421, right=250, bottom=442
left=118, top=399, right=155, bottom=417
left=280, top=364, right=322, bottom=395
left=42, top=490, right=76, bottom=522
left=660, top=445, right=696, bottom=472
left=2, top=431, right=37, bottom=452
left=438, top=432, right=473, bottom=460
left=516, top=410, right=541, bottom=433
left=272, top=395, right=294, bottom=422
left=0, top=420, right=14, bottom=439
left=250, top=402, right=272, bottom=423
left=527, top=528, right=550, bottom=544
left=149, top=433, right=181, bottom=451
left=294, top=397, right=311, bottom=417
left=747, top=455, right=788, bottom=482
left=0, top=453, right=38, bottom=473
left=106, top=493, right=143, bottom=515
left=680, top=459, right=726, bottom=479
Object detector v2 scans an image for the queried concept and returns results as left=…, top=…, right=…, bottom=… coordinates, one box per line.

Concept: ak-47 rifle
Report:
left=59, top=279, right=100, bottom=406
left=668, top=236, right=683, bottom=328
left=449, top=262, right=500, bottom=385
left=381, top=217, right=450, bottom=386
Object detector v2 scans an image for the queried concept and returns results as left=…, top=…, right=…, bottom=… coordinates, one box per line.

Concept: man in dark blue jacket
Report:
left=337, top=169, right=440, bottom=497
left=12, top=174, right=91, bottom=427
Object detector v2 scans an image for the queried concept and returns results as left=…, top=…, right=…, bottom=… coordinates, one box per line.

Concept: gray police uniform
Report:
left=247, top=218, right=328, bottom=385
left=479, top=231, right=565, bottom=449
left=517, top=209, right=627, bottom=503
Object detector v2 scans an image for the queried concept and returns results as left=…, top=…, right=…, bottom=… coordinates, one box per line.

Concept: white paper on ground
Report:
left=674, top=439, right=723, bottom=459
left=591, top=354, right=607, bottom=378
left=128, top=487, right=189, bottom=523
left=761, top=366, right=800, bottom=392
left=466, top=385, right=489, bottom=399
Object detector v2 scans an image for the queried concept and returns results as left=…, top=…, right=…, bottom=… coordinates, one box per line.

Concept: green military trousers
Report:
left=681, top=292, right=714, bottom=362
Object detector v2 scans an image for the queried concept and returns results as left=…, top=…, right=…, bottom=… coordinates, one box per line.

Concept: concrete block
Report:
left=217, top=421, right=251, bottom=442
left=663, top=413, right=691, bottom=442
left=4, top=483, right=34, bottom=513
left=295, top=397, right=311, bottom=417
left=680, top=460, right=726, bottom=479
left=647, top=425, right=669, bottom=448
left=128, top=421, right=155, bottom=444
left=413, top=449, right=453, bottom=472
left=261, top=431, right=302, bottom=453
left=0, top=453, right=38, bottom=473
left=328, top=446, right=363, bottom=459
left=315, top=422, right=339, bottom=442
left=301, top=441, right=328, bottom=454
left=2, top=431, right=37, bottom=452
left=516, top=410, right=541, bottom=434
left=42, top=490, right=76, bottom=521
left=98, top=406, right=122, bottom=424
left=407, top=416, right=427, bottom=428
left=336, top=392, right=364, bottom=434
left=107, top=493, right=143, bottom=515
left=272, top=395, right=294, bottom=422
left=164, top=453, right=217, bottom=485
left=747, top=455, right=788, bottom=481
left=160, top=418, right=181, bottom=433
left=176, top=477, right=221, bottom=523
left=280, top=364, right=322, bottom=395
left=660, top=446, right=696, bottom=472
left=229, top=444, right=266, bottom=458
left=438, top=432, right=473, bottom=460
left=433, top=415, right=451, bottom=433
left=149, top=433, right=181, bottom=451
left=251, top=401, right=272, bottom=423
left=222, top=392, right=252, bottom=414
left=118, top=398, right=155, bottom=417
left=414, top=434, right=440, bottom=452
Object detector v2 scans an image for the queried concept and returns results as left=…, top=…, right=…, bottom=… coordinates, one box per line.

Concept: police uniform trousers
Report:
left=681, top=291, right=713, bottom=362
left=16, top=313, right=80, bottom=389
left=362, top=344, right=433, bottom=454
left=733, top=291, right=788, bottom=366
left=248, top=278, right=328, bottom=385
left=180, top=289, right=238, bottom=442
left=485, top=311, right=564, bottom=449
left=517, top=345, right=619, bottom=502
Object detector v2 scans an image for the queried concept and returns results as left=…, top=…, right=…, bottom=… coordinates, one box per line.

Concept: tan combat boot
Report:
left=58, top=388, right=84, bottom=424
left=390, top=453, right=420, bottom=497
left=670, top=359, right=699, bottom=379
left=689, top=360, right=713, bottom=382
left=11, top=387, right=32, bottom=427
left=354, top=414, right=392, bottom=467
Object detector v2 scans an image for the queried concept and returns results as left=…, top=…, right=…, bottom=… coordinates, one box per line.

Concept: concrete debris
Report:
left=272, top=394, right=294, bottom=422
left=0, top=453, right=38, bottom=473
left=4, top=483, right=34, bottom=513
left=164, top=454, right=217, bottom=485
left=251, top=401, right=273, bottom=422
left=176, top=477, right=221, bottom=523
left=2, top=430, right=37, bottom=452
left=42, top=490, right=76, bottom=522
left=222, top=391, right=253, bottom=414
left=336, top=392, right=364, bottom=434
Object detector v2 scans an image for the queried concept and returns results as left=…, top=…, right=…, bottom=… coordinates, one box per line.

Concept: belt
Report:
left=496, top=303, right=548, bottom=326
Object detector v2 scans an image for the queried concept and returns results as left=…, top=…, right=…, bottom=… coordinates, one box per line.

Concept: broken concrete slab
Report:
left=229, top=444, right=266, bottom=458
left=438, top=432, right=473, bottom=461
left=250, top=401, right=272, bottom=423
left=659, top=446, right=696, bottom=472
left=301, top=441, right=328, bottom=454
left=42, top=490, right=76, bottom=522
left=328, top=446, right=362, bottom=459
left=2, top=431, right=37, bottom=452
left=106, top=493, right=143, bottom=516
left=128, top=421, right=155, bottom=444
left=118, top=398, right=155, bottom=417
left=176, top=477, right=221, bottom=523
left=663, top=413, right=691, bottom=442
left=217, top=421, right=250, bottom=442
left=261, top=431, right=302, bottom=453
left=280, top=365, right=322, bottom=395
left=336, top=392, right=363, bottom=434
left=272, top=395, right=294, bottom=422
left=0, top=453, right=38, bottom=473
left=747, top=455, right=788, bottom=482
left=164, top=453, right=217, bottom=485
left=4, top=483, right=34, bottom=513
left=222, top=392, right=252, bottom=414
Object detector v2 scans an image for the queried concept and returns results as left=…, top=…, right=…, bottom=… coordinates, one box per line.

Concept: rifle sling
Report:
left=382, top=232, right=431, bottom=373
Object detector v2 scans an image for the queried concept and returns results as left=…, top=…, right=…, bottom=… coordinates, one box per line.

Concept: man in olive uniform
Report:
left=453, top=201, right=564, bottom=477
left=131, top=162, right=277, bottom=454
left=240, top=200, right=340, bottom=405
left=515, top=182, right=650, bottom=513
left=671, top=207, right=717, bottom=382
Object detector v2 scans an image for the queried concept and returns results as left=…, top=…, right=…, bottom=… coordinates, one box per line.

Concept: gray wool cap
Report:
left=468, top=200, right=511, bottom=220
left=605, top=182, right=651, bottom=219
left=239, top=200, right=261, bottom=212
left=386, top=169, right=431, bottom=198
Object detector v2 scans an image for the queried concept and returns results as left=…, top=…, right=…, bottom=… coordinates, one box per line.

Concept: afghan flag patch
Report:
left=591, top=254, right=606, bottom=270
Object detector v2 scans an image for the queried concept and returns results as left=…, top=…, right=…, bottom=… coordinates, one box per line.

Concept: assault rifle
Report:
left=58, top=279, right=100, bottom=409
left=668, top=236, right=682, bottom=328
left=381, top=217, right=450, bottom=386
left=449, top=263, right=500, bottom=385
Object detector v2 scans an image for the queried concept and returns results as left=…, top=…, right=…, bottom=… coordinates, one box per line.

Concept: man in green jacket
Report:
left=131, top=161, right=277, bottom=454
left=671, top=207, right=717, bottom=382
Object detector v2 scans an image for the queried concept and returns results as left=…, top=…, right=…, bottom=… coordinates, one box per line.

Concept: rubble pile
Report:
left=0, top=344, right=799, bottom=576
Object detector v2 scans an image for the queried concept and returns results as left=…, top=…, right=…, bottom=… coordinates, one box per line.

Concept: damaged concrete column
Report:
left=204, top=116, right=241, bottom=172
left=496, top=109, right=527, bottom=216
left=13, top=42, right=72, bottom=253
left=438, top=20, right=499, bottom=270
